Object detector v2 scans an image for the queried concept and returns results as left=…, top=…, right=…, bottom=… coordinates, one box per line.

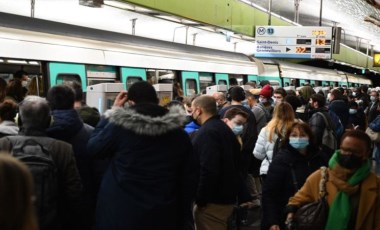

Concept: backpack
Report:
left=328, top=110, right=344, bottom=140
left=317, top=112, right=338, bottom=154
left=6, top=136, right=58, bottom=228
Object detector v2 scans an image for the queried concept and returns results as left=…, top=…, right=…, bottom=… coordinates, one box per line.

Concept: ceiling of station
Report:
left=250, top=0, right=380, bottom=53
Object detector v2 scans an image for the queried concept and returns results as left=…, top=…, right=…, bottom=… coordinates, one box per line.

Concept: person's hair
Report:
left=47, top=85, right=75, bottom=110
left=282, top=122, right=315, bottom=148
left=19, top=96, right=51, bottom=130
left=341, top=130, right=372, bottom=154
left=274, top=88, right=287, bottom=97
left=310, top=94, right=326, bottom=107
left=127, top=81, right=158, bottom=104
left=13, top=70, right=28, bottom=80
left=371, top=90, right=379, bottom=97
left=27, top=76, right=44, bottom=96
left=192, top=95, right=217, bottom=115
left=330, top=89, right=342, bottom=100
left=223, top=107, right=249, bottom=120
left=6, top=79, right=25, bottom=103
left=286, top=89, right=296, bottom=96
left=230, top=86, right=246, bottom=102
left=229, top=78, right=238, bottom=86
left=349, top=101, right=358, bottom=108
left=64, top=81, right=83, bottom=101
left=0, top=78, right=7, bottom=102
left=0, top=154, right=38, bottom=230
left=284, top=95, right=302, bottom=112
left=266, top=102, right=295, bottom=142
left=0, top=100, right=18, bottom=122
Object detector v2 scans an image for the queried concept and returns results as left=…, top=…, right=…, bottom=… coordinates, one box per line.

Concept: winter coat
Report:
left=0, top=120, right=19, bottom=138
left=192, top=115, right=241, bottom=206
left=253, top=126, right=279, bottom=175
left=88, top=104, right=197, bottom=230
left=261, top=145, right=327, bottom=229
left=219, top=105, right=259, bottom=176
left=367, top=100, right=380, bottom=124
left=287, top=168, right=380, bottom=230
left=47, top=109, right=98, bottom=229
left=370, top=115, right=380, bottom=132
left=0, top=132, right=83, bottom=230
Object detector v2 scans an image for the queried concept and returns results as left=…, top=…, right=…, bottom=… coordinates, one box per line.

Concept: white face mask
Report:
left=22, top=80, right=28, bottom=87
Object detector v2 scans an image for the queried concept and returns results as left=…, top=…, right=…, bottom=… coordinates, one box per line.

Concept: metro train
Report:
left=0, top=12, right=372, bottom=100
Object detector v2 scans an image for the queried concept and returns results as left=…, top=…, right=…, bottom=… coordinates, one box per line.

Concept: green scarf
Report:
left=325, top=151, right=371, bottom=230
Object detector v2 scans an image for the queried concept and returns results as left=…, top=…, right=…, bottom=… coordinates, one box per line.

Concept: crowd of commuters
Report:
left=0, top=72, right=380, bottom=230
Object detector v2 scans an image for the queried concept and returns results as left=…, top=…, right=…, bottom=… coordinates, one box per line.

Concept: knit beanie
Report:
left=260, top=85, right=272, bottom=98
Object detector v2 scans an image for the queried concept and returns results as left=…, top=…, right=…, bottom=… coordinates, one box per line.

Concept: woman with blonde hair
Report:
left=253, top=102, right=295, bottom=180
left=0, top=154, right=38, bottom=230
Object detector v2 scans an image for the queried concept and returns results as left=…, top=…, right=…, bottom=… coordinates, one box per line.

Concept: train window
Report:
left=126, top=76, right=142, bottom=89
left=185, top=79, right=197, bottom=96
left=218, top=80, right=227, bottom=85
left=199, top=75, right=214, bottom=93
left=229, top=74, right=245, bottom=85
left=56, top=74, right=81, bottom=85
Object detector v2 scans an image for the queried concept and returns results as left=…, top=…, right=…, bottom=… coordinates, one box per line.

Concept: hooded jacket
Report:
left=87, top=103, right=197, bottom=230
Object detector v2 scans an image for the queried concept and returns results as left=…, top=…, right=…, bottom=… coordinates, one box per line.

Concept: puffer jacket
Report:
left=253, top=127, right=279, bottom=175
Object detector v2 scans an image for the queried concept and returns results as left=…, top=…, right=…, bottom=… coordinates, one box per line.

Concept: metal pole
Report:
left=294, top=0, right=300, bottom=23
left=185, top=26, right=189, bottom=45
left=319, top=0, right=323, bottom=26
left=31, top=0, right=35, bottom=18
left=130, top=18, right=137, bottom=35
left=268, top=0, right=272, bottom=25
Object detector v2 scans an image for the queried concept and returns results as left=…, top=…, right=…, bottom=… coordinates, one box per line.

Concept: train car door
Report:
left=120, top=67, right=147, bottom=90
left=48, top=62, right=86, bottom=91
left=181, top=71, right=200, bottom=96
left=199, top=73, right=214, bottom=94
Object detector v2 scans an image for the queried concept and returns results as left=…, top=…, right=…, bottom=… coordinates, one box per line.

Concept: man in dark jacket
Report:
left=328, top=89, right=349, bottom=129
left=46, top=85, right=96, bottom=229
left=366, top=90, right=380, bottom=124
left=309, top=94, right=337, bottom=155
left=0, top=96, right=83, bottom=230
left=88, top=81, right=197, bottom=230
left=192, top=95, right=241, bottom=230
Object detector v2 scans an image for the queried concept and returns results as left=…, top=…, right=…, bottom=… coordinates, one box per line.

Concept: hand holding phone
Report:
left=113, top=91, right=128, bottom=108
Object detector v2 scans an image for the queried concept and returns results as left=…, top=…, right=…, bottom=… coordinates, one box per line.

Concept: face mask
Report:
left=232, top=124, right=243, bottom=135
left=241, top=100, right=249, bottom=108
left=259, top=98, right=267, bottom=104
left=191, top=111, right=201, bottom=126
left=349, top=109, right=357, bottom=115
left=352, top=92, right=357, bottom=97
left=289, top=137, right=309, bottom=150
left=370, top=96, right=376, bottom=102
left=22, top=80, right=28, bottom=87
left=338, top=153, right=363, bottom=169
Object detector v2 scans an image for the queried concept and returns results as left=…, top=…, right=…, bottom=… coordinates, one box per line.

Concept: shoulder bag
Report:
left=294, top=166, right=329, bottom=230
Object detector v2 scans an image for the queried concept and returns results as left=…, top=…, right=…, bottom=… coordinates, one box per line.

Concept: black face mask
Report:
left=190, top=114, right=201, bottom=127
left=338, top=153, right=363, bottom=169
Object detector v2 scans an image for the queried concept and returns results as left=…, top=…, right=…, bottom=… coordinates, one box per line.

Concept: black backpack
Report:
left=7, top=136, right=59, bottom=229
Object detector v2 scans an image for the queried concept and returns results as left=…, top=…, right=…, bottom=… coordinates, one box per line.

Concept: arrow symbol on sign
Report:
left=286, top=47, right=291, bottom=52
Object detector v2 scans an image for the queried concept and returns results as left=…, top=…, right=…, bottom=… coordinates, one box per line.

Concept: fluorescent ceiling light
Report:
left=7, top=60, right=27, bottom=64
left=28, top=61, right=39, bottom=65
left=0, top=59, right=3, bottom=63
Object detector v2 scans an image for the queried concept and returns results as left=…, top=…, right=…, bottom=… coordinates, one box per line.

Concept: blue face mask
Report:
left=370, top=96, right=376, bottom=102
left=349, top=109, right=357, bottom=115
left=232, top=125, right=244, bottom=135
left=289, top=137, right=309, bottom=150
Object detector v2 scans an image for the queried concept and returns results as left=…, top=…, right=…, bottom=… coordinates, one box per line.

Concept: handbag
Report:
left=294, top=166, right=329, bottom=230
left=365, top=127, right=380, bottom=142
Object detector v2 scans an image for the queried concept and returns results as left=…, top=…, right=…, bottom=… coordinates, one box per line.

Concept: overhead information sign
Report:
left=255, top=26, right=333, bottom=59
